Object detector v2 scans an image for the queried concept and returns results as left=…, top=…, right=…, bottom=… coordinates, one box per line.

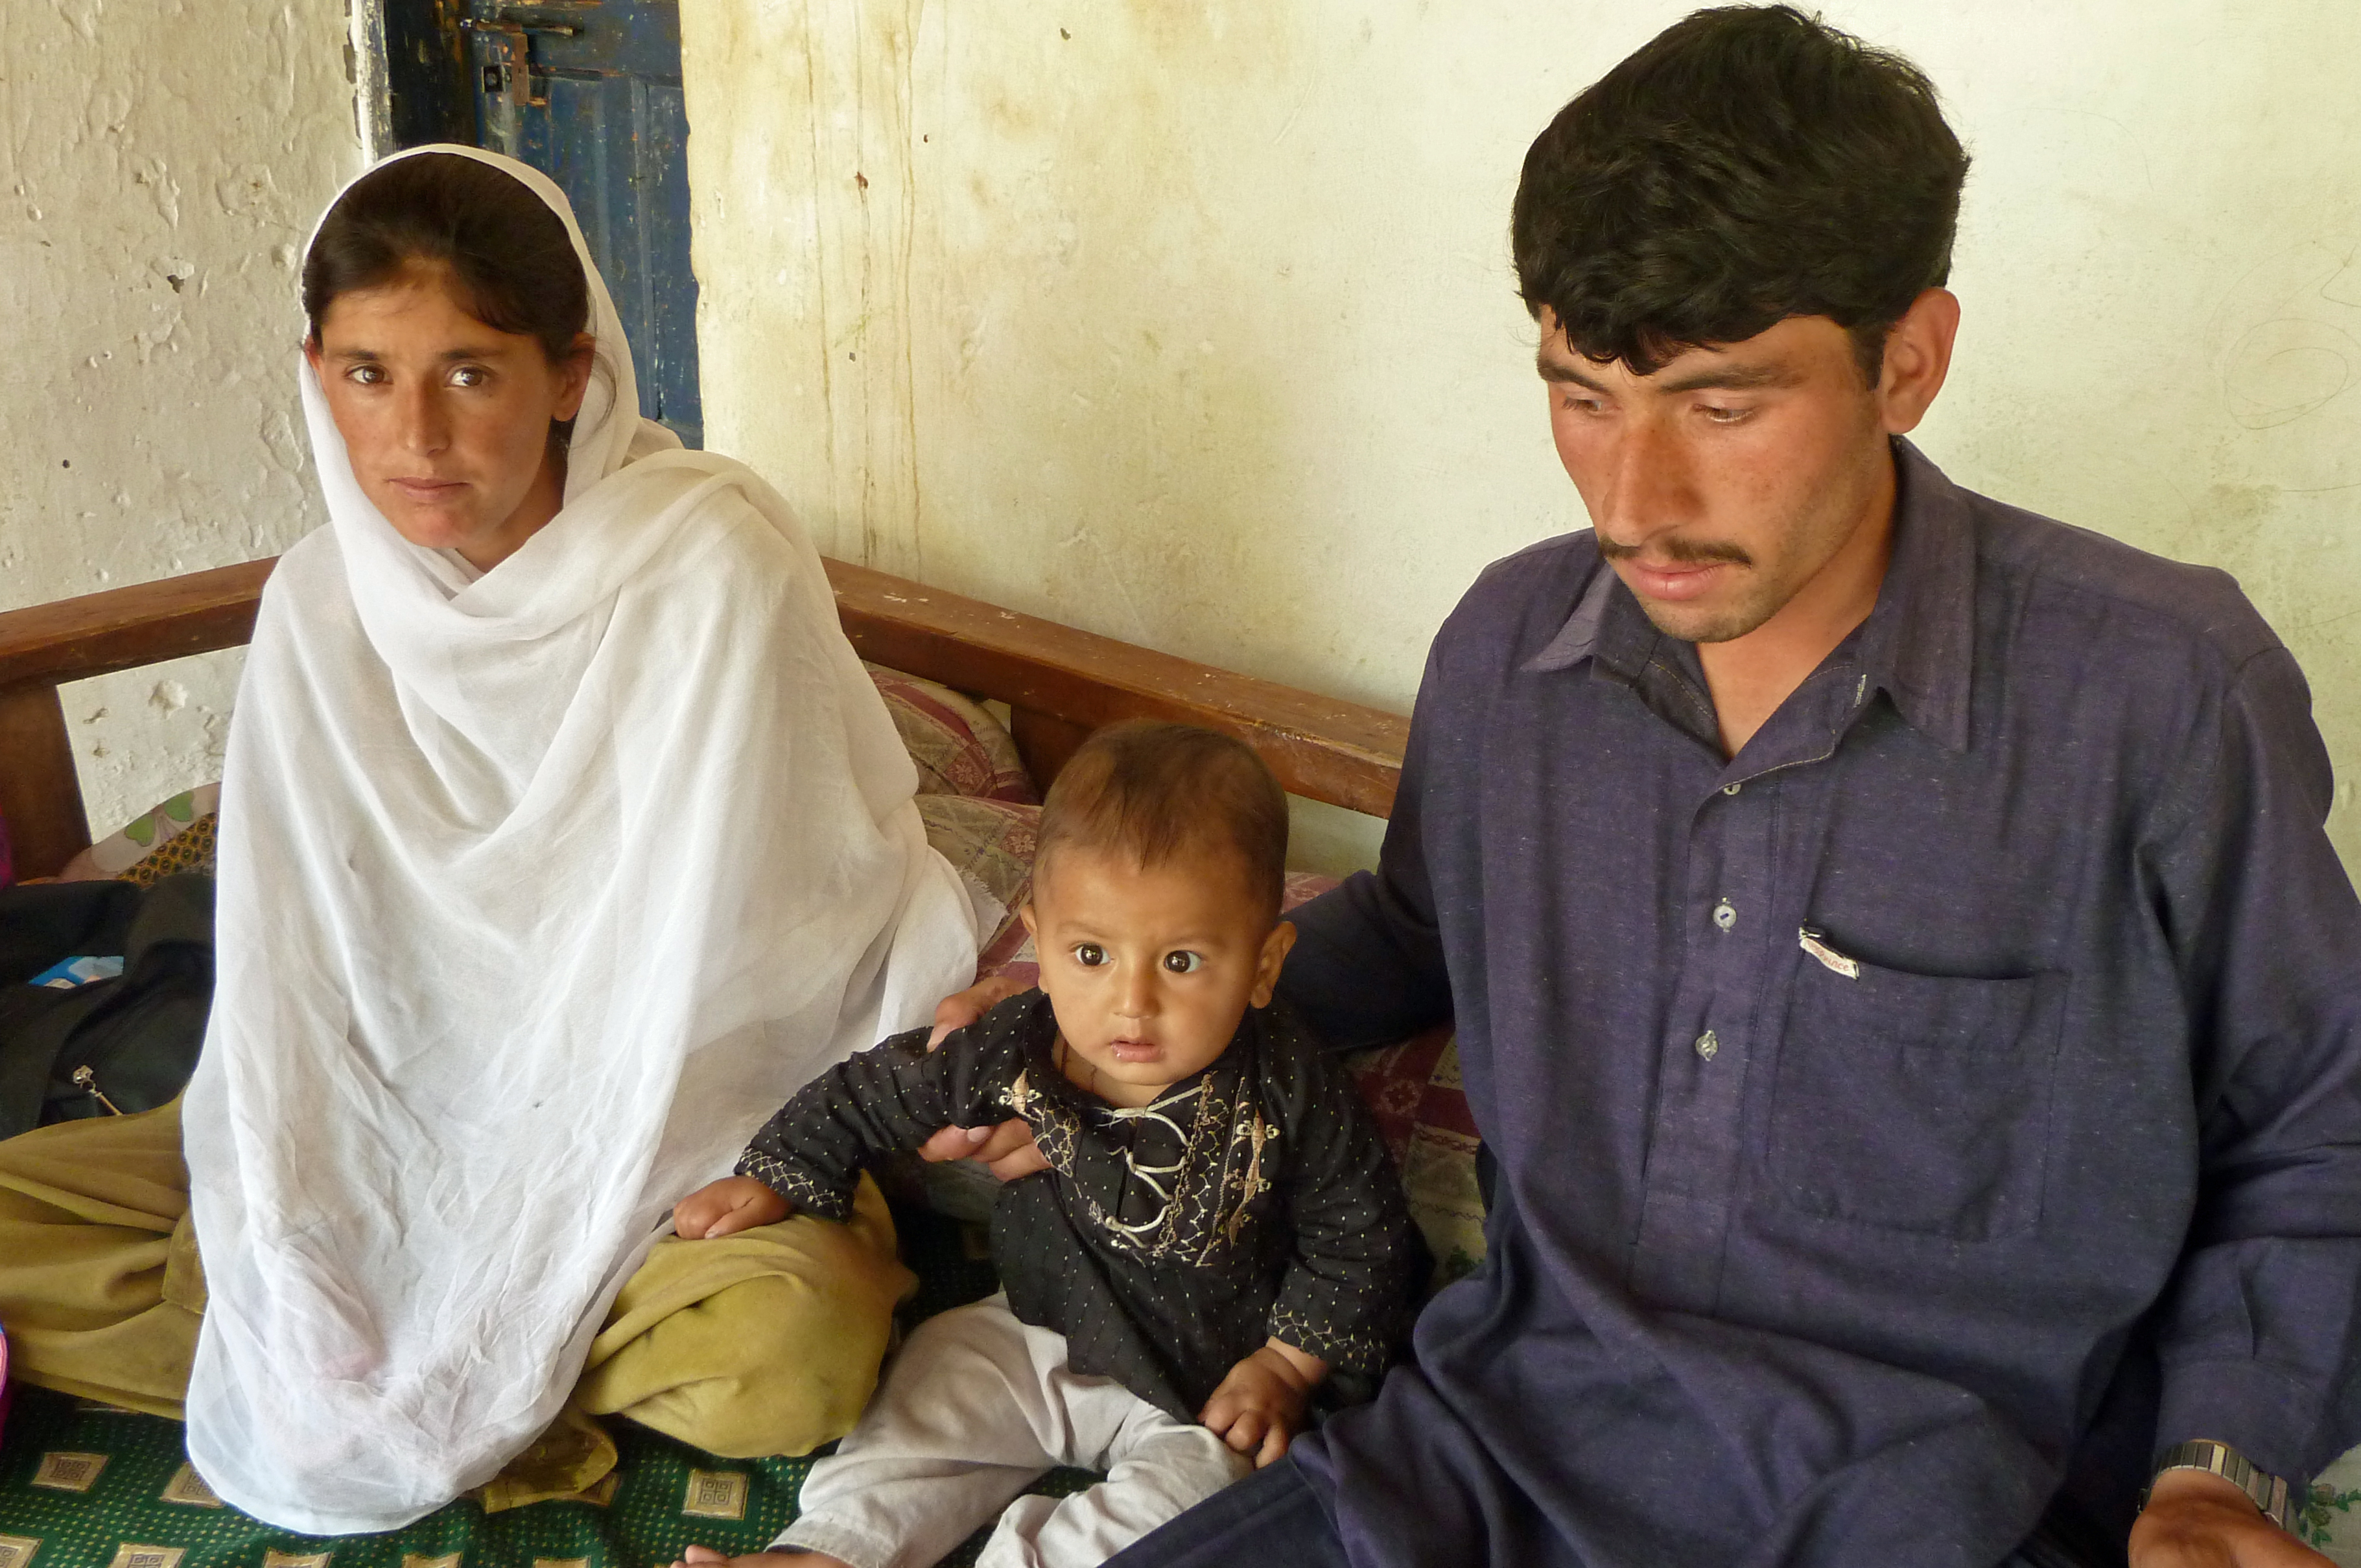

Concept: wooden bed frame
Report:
left=0, top=557, right=1407, bottom=882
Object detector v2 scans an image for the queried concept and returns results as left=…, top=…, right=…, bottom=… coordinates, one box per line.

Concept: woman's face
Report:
left=305, top=260, right=593, bottom=572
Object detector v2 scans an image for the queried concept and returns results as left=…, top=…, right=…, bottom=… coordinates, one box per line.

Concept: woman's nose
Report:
left=394, top=383, right=449, bottom=456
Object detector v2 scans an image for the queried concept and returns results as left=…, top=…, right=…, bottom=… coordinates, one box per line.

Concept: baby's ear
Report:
left=1251, top=920, right=1298, bottom=1008
left=1018, top=901, right=1037, bottom=938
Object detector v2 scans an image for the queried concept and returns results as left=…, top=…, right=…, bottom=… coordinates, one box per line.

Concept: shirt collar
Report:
left=1520, top=437, right=1975, bottom=754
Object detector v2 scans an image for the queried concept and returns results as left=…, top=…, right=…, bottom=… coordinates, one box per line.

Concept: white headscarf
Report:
left=181, top=146, right=978, bottom=1534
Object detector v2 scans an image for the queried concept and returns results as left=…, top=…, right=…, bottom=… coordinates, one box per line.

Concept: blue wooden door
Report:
left=460, top=2, right=702, bottom=447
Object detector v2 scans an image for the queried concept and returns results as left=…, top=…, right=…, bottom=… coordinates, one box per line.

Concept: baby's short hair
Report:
left=1034, top=721, right=1288, bottom=920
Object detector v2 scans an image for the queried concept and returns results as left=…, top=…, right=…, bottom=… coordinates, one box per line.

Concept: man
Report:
left=935, top=8, right=2361, bottom=1563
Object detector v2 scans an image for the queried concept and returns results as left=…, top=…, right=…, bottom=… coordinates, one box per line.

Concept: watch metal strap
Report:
left=2151, top=1439, right=2299, bottom=1534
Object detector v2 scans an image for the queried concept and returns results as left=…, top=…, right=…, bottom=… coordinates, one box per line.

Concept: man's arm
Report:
left=1274, top=649, right=1455, bottom=1049
left=2136, top=647, right=2361, bottom=1562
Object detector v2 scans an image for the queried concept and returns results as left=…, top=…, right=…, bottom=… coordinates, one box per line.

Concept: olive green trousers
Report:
left=0, top=1100, right=913, bottom=1506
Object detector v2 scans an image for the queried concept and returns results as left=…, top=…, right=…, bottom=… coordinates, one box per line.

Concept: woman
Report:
left=0, top=147, right=979, bottom=1532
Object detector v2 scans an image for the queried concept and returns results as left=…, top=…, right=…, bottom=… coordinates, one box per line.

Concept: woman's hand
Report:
left=916, top=1119, right=1051, bottom=1181
left=2131, top=1470, right=2333, bottom=1567
left=916, top=974, right=1051, bottom=1181
left=1198, top=1339, right=1328, bottom=1469
left=673, top=1176, right=789, bottom=1240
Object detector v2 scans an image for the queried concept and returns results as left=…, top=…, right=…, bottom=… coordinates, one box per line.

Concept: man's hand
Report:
left=2130, top=1469, right=2331, bottom=1567
left=915, top=974, right=1051, bottom=1181
left=673, top=1175, right=790, bottom=1240
left=926, top=974, right=1031, bottom=1046
left=1198, top=1339, right=1327, bottom=1468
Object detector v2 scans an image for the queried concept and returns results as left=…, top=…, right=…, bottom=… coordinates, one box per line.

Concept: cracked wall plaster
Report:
left=685, top=1, right=2361, bottom=878
left=3, top=0, right=361, bottom=838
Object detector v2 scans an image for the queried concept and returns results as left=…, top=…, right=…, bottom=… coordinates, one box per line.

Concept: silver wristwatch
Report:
left=2146, top=1439, right=2300, bottom=1534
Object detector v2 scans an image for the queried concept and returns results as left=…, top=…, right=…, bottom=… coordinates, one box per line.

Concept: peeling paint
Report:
left=1, top=0, right=359, bottom=834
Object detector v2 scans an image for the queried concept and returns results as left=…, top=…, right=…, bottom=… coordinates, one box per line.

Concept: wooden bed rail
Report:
left=0, top=558, right=1406, bottom=880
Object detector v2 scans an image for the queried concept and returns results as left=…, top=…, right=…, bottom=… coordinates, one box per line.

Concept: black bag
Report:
left=0, top=874, right=215, bottom=1141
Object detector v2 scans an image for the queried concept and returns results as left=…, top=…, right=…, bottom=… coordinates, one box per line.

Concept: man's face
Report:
left=1538, top=312, right=1894, bottom=644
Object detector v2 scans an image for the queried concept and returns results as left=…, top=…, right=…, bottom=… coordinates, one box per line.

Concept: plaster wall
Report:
left=1, top=0, right=360, bottom=839
left=683, top=1, right=2361, bottom=876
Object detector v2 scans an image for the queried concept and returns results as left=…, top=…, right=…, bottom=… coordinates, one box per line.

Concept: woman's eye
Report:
left=1162, top=951, right=1204, bottom=975
left=1073, top=943, right=1107, bottom=968
left=346, top=364, right=385, bottom=386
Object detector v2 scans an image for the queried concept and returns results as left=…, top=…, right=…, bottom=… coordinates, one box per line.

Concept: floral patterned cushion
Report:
left=865, top=664, right=1038, bottom=806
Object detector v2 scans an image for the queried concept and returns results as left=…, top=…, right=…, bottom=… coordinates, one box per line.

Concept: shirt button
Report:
left=1713, top=900, right=1737, bottom=931
left=1694, top=1030, right=1719, bottom=1060
left=1722, top=782, right=1742, bottom=796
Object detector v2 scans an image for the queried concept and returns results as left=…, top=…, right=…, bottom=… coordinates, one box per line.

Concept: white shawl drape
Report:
left=182, top=146, right=978, bottom=1533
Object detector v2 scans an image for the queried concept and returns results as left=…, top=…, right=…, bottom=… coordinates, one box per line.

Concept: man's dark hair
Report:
left=1511, top=5, right=1968, bottom=384
left=1035, top=721, right=1288, bottom=922
left=303, top=152, right=588, bottom=368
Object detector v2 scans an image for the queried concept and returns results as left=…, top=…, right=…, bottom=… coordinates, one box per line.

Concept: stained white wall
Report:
left=682, top=1, right=2361, bottom=875
left=1, top=0, right=360, bottom=839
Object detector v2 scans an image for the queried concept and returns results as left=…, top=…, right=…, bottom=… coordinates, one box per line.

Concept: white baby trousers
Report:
left=775, top=1293, right=1253, bottom=1568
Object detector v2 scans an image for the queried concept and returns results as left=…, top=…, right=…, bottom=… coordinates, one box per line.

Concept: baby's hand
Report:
left=1198, top=1339, right=1327, bottom=1468
left=673, top=1175, right=790, bottom=1240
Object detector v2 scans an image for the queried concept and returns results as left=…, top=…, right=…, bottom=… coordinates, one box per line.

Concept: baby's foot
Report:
left=670, top=1548, right=851, bottom=1568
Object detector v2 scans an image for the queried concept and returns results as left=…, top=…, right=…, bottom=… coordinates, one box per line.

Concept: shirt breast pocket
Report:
left=1763, top=948, right=2066, bottom=1242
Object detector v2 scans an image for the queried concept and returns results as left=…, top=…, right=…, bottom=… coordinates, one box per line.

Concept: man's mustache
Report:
left=1597, top=535, right=1754, bottom=568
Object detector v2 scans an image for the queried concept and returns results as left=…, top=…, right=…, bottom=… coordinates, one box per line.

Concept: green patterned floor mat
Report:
left=0, top=1204, right=1094, bottom=1568
left=0, top=1388, right=815, bottom=1568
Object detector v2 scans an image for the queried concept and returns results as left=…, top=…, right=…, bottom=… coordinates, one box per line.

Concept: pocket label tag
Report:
left=1798, top=928, right=1861, bottom=980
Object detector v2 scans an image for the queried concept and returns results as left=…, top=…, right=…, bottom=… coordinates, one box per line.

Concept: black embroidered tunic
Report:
left=735, top=990, right=1422, bottom=1418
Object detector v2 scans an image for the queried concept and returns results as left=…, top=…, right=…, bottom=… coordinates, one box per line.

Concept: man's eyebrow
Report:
left=1536, top=353, right=1610, bottom=390
left=1654, top=362, right=1803, bottom=394
left=1533, top=352, right=1803, bottom=395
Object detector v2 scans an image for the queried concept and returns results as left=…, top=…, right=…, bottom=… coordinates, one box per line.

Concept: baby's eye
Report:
left=1162, top=950, right=1204, bottom=975
left=1072, top=942, right=1107, bottom=968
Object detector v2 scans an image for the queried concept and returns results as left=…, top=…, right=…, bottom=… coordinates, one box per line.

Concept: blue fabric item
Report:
left=28, top=954, right=124, bottom=990
left=1273, top=439, right=2361, bottom=1568
left=1102, top=1456, right=1351, bottom=1568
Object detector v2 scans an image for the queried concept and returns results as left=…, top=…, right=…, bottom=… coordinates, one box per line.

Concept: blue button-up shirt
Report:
left=1281, top=441, right=2361, bottom=1567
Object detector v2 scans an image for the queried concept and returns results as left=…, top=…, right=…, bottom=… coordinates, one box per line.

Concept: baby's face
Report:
left=1022, top=845, right=1294, bottom=1108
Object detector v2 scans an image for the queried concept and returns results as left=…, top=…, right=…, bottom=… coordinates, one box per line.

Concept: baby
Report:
left=670, top=719, right=1420, bottom=1568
